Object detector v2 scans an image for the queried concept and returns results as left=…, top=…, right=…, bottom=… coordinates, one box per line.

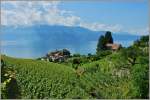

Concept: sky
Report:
left=1, top=0, right=149, bottom=35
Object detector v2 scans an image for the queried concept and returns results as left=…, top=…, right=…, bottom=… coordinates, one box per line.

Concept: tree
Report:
left=88, top=53, right=92, bottom=57
left=105, top=31, right=113, bottom=43
left=96, top=35, right=106, bottom=53
left=140, top=35, right=149, bottom=47
left=96, top=31, right=114, bottom=53
left=140, top=35, right=149, bottom=42
left=134, top=35, right=149, bottom=47
left=62, top=49, right=70, bottom=56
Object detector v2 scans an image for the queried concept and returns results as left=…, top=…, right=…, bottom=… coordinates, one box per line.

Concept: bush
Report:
left=1, top=59, right=21, bottom=99
left=73, top=53, right=81, bottom=57
left=120, top=47, right=142, bottom=66
left=97, top=50, right=112, bottom=58
left=131, top=56, right=149, bottom=98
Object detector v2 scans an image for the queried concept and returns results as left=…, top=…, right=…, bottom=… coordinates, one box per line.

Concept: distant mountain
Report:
left=1, top=25, right=140, bottom=58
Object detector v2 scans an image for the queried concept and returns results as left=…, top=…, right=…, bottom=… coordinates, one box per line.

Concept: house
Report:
left=46, top=49, right=70, bottom=62
left=106, top=43, right=121, bottom=51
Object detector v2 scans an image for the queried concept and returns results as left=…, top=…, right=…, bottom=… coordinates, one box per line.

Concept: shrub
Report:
left=1, top=59, right=21, bottom=99
left=120, top=47, right=142, bottom=66
left=97, top=50, right=112, bottom=58
left=131, top=56, right=149, bottom=98
left=73, top=53, right=81, bottom=57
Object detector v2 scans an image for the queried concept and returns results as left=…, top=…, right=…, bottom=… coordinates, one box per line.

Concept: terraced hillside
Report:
left=1, top=49, right=149, bottom=99
left=1, top=56, right=88, bottom=99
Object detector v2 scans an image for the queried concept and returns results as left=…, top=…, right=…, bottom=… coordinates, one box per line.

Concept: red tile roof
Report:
left=106, top=43, right=121, bottom=50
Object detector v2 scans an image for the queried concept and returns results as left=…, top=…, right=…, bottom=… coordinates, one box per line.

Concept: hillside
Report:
left=1, top=49, right=148, bottom=99
left=1, top=55, right=83, bottom=99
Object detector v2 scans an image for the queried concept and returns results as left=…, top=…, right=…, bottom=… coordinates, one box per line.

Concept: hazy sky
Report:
left=1, top=0, right=149, bottom=35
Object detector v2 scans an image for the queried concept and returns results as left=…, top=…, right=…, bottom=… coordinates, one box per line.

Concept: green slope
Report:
left=1, top=51, right=149, bottom=99
left=1, top=55, right=88, bottom=99
left=77, top=52, right=137, bottom=99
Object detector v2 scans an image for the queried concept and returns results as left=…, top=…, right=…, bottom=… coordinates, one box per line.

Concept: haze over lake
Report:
left=1, top=25, right=140, bottom=58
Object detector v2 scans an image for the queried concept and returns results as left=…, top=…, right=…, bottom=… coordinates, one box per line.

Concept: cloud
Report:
left=1, top=1, right=149, bottom=35
left=1, top=1, right=121, bottom=31
left=79, top=22, right=123, bottom=32
left=1, top=39, right=31, bottom=46
left=1, top=40, right=18, bottom=46
left=127, top=27, right=149, bottom=36
left=1, top=1, right=80, bottom=26
left=115, top=40, right=134, bottom=47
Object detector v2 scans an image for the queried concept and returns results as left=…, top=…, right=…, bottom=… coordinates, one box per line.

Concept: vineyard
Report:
left=1, top=56, right=84, bottom=99
left=1, top=50, right=148, bottom=99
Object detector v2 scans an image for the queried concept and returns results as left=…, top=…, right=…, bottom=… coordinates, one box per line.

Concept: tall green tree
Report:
left=105, top=31, right=113, bottom=43
left=96, top=35, right=106, bottom=53
left=134, top=35, right=149, bottom=47
left=62, top=49, right=70, bottom=56
left=139, top=35, right=149, bottom=47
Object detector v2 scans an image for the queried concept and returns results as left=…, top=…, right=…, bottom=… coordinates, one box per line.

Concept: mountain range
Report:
left=1, top=25, right=140, bottom=58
